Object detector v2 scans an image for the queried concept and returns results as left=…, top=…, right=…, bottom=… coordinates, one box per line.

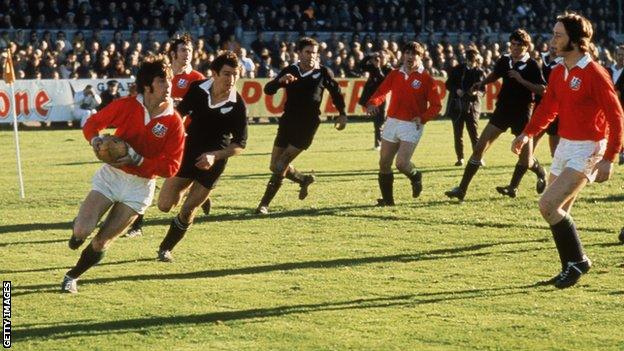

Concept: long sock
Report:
left=407, top=168, right=421, bottom=183
left=131, top=214, right=144, bottom=230
left=509, top=163, right=528, bottom=189
left=159, top=215, right=190, bottom=252
left=285, top=166, right=305, bottom=185
left=459, top=158, right=481, bottom=193
left=378, top=173, right=394, bottom=203
left=67, top=243, right=105, bottom=278
left=530, top=158, right=546, bottom=179
left=550, top=215, right=585, bottom=264
left=259, top=173, right=284, bottom=206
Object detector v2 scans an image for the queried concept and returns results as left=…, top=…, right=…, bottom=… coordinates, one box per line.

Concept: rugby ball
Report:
left=96, top=135, right=128, bottom=164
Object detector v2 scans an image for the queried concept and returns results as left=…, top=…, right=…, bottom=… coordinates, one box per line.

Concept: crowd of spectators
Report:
left=0, top=0, right=621, bottom=83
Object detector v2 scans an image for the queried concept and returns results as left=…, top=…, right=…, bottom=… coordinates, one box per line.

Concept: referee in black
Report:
left=358, top=49, right=393, bottom=150
left=156, top=51, right=248, bottom=262
left=446, top=29, right=547, bottom=201
left=445, top=48, right=486, bottom=166
left=255, top=37, right=348, bottom=215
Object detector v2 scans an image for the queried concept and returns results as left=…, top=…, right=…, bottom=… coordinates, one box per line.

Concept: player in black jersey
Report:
left=255, top=37, right=347, bottom=215
left=156, top=51, right=248, bottom=262
left=537, top=45, right=561, bottom=157
left=445, top=29, right=547, bottom=201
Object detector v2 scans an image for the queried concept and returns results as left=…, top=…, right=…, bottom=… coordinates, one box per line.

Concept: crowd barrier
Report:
left=0, top=78, right=504, bottom=123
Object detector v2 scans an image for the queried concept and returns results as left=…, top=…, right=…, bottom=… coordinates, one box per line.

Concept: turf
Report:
left=1, top=120, right=623, bottom=350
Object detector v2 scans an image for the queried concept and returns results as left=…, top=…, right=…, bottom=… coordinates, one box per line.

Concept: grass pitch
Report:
left=1, top=120, right=623, bottom=350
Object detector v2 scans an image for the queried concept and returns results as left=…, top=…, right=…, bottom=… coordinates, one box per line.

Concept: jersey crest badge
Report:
left=152, top=122, right=168, bottom=137
left=517, top=63, right=527, bottom=71
left=312, top=72, right=321, bottom=79
left=411, top=79, right=422, bottom=89
left=177, top=79, right=187, bottom=88
left=220, top=106, right=233, bottom=114
left=569, top=76, right=582, bottom=91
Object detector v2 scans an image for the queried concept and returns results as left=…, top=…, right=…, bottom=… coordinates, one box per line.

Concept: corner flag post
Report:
left=3, top=49, right=25, bottom=198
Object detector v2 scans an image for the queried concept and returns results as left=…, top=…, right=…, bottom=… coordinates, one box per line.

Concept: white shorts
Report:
left=381, top=117, right=424, bottom=144
left=550, top=138, right=607, bottom=183
left=92, top=164, right=156, bottom=214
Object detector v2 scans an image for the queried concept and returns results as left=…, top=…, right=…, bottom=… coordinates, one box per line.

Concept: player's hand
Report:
left=366, top=104, right=379, bottom=116
left=279, top=74, right=297, bottom=85
left=511, top=133, right=530, bottom=155
left=334, top=114, right=347, bottom=131
left=91, top=136, right=104, bottom=154
left=507, top=70, right=523, bottom=82
left=593, top=159, right=613, bottom=183
left=456, top=89, right=464, bottom=97
left=195, top=152, right=217, bottom=170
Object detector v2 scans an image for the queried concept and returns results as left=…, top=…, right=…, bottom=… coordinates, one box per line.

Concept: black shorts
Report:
left=176, top=157, right=228, bottom=190
left=545, top=117, right=559, bottom=136
left=489, top=107, right=530, bottom=136
left=274, top=118, right=320, bottom=150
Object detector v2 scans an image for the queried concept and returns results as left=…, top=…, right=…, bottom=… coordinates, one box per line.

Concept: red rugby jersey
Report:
left=83, top=95, right=185, bottom=179
left=524, top=54, right=624, bottom=161
left=172, top=69, right=205, bottom=99
left=367, top=66, right=442, bottom=123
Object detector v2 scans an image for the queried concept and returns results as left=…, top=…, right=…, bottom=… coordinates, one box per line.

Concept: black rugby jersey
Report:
left=177, top=79, right=248, bottom=160
left=264, top=63, right=346, bottom=121
left=535, top=54, right=560, bottom=105
left=492, top=53, right=545, bottom=111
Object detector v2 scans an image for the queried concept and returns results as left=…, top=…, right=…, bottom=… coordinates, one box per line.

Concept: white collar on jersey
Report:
left=399, top=64, right=425, bottom=78
left=136, top=94, right=174, bottom=125
left=562, top=53, right=593, bottom=80
left=505, top=52, right=530, bottom=68
left=199, top=78, right=237, bottom=109
left=574, top=53, right=592, bottom=69
left=294, top=61, right=320, bottom=77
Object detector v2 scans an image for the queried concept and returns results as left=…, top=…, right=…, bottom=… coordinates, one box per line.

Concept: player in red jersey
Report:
left=170, top=34, right=205, bottom=104
left=126, top=34, right=206, bottom=238
left=512, top=13, right=624, bottom=288
left=62, top=55, right=185, bottom=293
left=366, top=41, right=442, bottom=206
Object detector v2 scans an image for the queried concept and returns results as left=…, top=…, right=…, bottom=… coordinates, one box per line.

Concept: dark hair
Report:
left=465, top=48, right=479, bottom=62
left=210, top=51, right=239, bottom=73
left=135, top=54, right=172, bottom=94
left=169, top=33, right=193, bottom=57
left=556, top=12, right=593, bottom=54
left=402, top=41, right=424, bottom=57
left=509, top=29, right=532, bottom=47
left=297, top=37, right=318, bottom=51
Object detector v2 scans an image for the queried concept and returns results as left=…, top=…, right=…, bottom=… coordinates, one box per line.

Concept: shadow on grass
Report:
left=0, top=221, right=73, bottom=235
left=0, top=239, right=66, bottom=248
left=0, top=258, right=155, bottom=275
left=56, top=160, right=100, bottom=166
left=14, top=282, right=547, bottom=341
left=13, top=238, right=549, bottom=296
